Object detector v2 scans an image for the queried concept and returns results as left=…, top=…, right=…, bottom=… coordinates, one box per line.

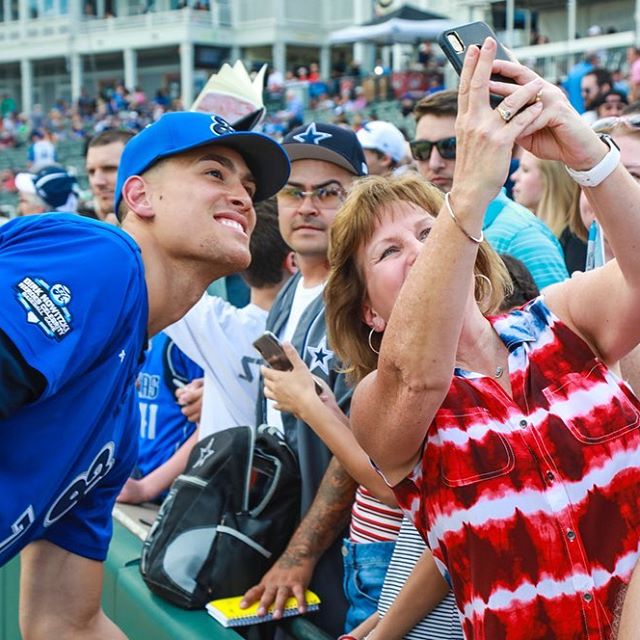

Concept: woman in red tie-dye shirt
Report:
left=325, top=40, right=640, bottom=639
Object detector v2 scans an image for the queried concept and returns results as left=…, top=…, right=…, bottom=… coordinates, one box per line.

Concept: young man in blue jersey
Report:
left=0, top=110, right=289, bottom=638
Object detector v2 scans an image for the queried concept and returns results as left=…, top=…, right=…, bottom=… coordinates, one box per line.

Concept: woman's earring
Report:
left=368, top=327, right=380, bottom=355
left=474, top=273, right=493, bottom=307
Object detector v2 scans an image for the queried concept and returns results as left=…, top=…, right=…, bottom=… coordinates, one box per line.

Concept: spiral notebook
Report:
left=206, top=590, right=321, bottom=627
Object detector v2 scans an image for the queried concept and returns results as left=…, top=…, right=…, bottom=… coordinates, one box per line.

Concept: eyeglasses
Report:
left=409, top=137, right=456, bottom=161
left=278, top=184, right=346, bottom=207
left=592, top=114, right=640, bottom=133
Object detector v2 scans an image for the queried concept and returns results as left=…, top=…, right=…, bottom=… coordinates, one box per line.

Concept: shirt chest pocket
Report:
left=435, top=408, right=515, bottom=487
left=541, top=368, right=640, bottom=445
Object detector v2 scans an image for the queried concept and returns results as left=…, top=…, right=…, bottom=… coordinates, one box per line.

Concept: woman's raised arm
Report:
left=352, top=41, right=545, bottom=485
left=492, top=60, right=640, bottom=363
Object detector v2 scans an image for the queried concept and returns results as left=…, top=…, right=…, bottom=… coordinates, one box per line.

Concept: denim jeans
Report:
left=342, top=538, right=395, bottom=632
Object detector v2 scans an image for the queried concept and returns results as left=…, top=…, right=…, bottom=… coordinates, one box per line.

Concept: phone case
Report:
left=252, top=332, right=293, bottom=372
left=252, top=332, right=324, bottom=395
left=437, top=21, right=512, bottom=82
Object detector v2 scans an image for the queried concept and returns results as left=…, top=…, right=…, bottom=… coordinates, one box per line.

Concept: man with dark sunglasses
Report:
left=411, top=89, right=568, bottom=289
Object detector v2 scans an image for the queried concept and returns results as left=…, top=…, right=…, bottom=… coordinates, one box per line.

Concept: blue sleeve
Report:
left=0, top=328, right=46, bottom=419
left=0, top=216, right=144, bottom=398
left=503, top=229, right=569, bottom=290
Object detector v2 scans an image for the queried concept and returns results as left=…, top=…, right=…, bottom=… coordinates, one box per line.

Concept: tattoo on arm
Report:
left=282, top=457, right=357, bottom=565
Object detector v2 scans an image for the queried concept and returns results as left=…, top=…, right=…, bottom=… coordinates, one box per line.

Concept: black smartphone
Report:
left=253, top=331, right=293, bottom=371
left=252, top=331, right=324, bottom=395
left=437, top=21, right=514, bottom=86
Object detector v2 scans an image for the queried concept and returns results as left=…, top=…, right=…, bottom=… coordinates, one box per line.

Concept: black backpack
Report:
left=140, top=425, right=301, bottom=609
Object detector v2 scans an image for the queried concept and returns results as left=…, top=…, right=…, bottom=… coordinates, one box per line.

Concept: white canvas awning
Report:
left=330, top=17, right=456, bottom=45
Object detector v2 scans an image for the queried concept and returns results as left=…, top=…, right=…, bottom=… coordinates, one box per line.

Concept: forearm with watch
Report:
left=566, top=133, right=640, bottom=280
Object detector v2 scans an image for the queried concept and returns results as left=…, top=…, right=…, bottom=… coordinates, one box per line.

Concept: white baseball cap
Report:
left=356, top=121, right=407, bottom=163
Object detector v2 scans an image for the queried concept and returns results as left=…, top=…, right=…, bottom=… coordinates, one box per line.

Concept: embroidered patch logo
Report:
left=14, top=276, right=72, bottom=341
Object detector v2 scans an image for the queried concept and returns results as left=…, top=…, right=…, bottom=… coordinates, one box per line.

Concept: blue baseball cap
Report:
left=114, top=111, right=290, bottom=216
left=282, top=122, right=368, bottom=177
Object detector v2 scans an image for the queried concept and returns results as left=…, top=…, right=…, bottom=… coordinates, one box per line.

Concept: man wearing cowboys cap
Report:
left=0, top=111, right=289, bottom=638
left=243, top=121, right=367, bottom=635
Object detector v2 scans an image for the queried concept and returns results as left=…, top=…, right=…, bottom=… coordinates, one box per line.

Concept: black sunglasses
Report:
left=409, top=137, right=456, bottom=161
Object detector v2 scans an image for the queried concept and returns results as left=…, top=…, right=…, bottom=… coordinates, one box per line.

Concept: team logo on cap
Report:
left=292, top=122, right=333, bottom=145
left=209, top=114, right=235, bottom=137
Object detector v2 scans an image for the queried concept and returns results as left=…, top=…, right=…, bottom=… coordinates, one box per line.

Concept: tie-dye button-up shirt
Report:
left=393, top=297, right=640, bottom=639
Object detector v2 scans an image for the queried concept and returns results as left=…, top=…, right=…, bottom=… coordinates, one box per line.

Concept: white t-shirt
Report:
left=165, top=294, right=267, bottom=439
left=265, top=278, right=325, bottom=431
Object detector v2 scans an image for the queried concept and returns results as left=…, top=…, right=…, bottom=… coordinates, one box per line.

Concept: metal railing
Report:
left=77, top=8, right=216, bottom=34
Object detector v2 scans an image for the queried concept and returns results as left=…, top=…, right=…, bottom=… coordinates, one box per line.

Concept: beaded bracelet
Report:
left=444, top=191, right=484, bottom=244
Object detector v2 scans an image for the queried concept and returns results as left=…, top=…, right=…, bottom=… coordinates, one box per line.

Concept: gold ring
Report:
left=535, top=89, right=543, bottom=103
left=496, top=105, right=513, bottom=122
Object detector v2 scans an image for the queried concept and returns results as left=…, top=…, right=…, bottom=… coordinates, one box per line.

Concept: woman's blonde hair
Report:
left=325, top=173, right=511, bottom=384
left=535, top=157, right=581, bottom=238
left=566, top=185, right=589, bottom=242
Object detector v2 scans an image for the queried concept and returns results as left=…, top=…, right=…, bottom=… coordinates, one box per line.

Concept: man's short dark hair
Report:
left=86, top=129, right=135, bottom=152
left=414, top=89, right=458, bottom=124
left=243, top=197, right=291, bottom=289
left=592, top=90, right=628, bottom=111
left=500, top=254, right=539, bottom=310
left=584, top=68, right=613, bottom=89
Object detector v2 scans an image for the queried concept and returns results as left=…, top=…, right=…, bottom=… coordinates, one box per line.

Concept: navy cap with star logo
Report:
left=283, top=122, right=368, bottom=177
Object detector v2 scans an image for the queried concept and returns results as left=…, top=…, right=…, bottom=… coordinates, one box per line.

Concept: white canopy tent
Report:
left=329, top=17, right=456, bottom=45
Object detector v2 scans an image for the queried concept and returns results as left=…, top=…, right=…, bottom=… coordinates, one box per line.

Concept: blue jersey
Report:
left=0, top=214, right=147, bottom=565
left=135, top=332, right=202, bottom=478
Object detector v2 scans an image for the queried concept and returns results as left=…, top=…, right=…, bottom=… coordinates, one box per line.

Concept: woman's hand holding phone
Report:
left=261, top=342, right=336, bottom=418
left=488, top=59, right=607, bottom=169
left=450, top=38, right=545, bottom=212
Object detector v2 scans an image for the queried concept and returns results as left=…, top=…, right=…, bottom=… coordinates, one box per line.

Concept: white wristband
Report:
left=565, top=134, right=620, bottom=187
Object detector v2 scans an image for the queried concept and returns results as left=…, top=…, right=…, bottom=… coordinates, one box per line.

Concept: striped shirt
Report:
left=393, top=296, right=640, bottom=639
left=378, top=516, right=464, bottom=639
left=349, top=485, right=403, bottom=543
left=483, top=189, right=568, bottom=289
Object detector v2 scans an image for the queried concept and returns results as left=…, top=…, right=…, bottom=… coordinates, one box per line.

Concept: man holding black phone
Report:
left=240, top=122, right=368, bottom=635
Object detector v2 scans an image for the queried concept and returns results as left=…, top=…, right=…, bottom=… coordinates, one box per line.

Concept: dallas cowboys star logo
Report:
left=292, top=122, right=333, bottom=145
left=193, top=438, right=216, bottom=468
left=307, top=335, right=333, bottom=376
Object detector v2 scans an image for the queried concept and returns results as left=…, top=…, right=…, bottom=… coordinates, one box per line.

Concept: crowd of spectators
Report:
left=0, top=31, right=636, bottom=220
left=0, top=51, right=446, bottom=214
